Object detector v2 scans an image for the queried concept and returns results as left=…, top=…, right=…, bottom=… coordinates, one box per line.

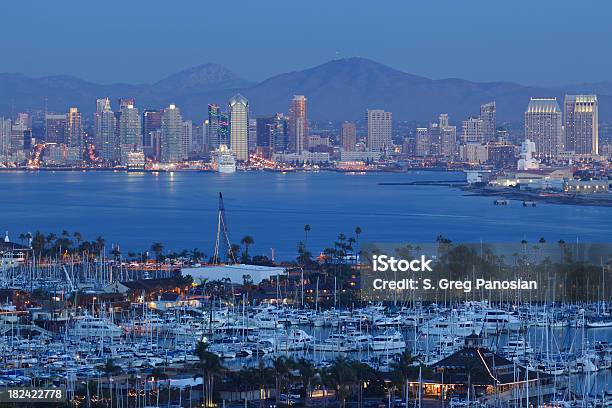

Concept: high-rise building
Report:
left=229, top=94, right=249, bottom=161
left=0, top=118, right=11, bottom=157
left=289, top=95, right=308, bottom=154
left=439, top=114, right=457, bottom=157
left=461, top=117, right=484, bottom=143
left=44, top=114, right=66, bottom=144
left=161, top=104, right=183, bottom=163
left=271, top=114, right=288, bottom=153
left=96, top=98, right=118, bottom=162
left=119, top=104, right=141, bottom=149
left=119, top=103, right=142, bottom=163
left=256, top=117, right=275, bottom=148
left=367, top=109, right=392, bottom=152
left=480, top=101, right=496, bottom=142
left=66, top=107, right=83, bottom=150
left=207, top=104, right=229, bottom=150
left=182, top=120, right=193, bottom=159
left=341, top=122, right=357, bottom=152
left=524, top=98, right=563, bottom=157
left=143, top=110, right=162, bottom=148
left=248, top=118, right=257, bottom=153
left=564, top=95, right=598, bottom=155
left=415, top=128, right=430, bottom=156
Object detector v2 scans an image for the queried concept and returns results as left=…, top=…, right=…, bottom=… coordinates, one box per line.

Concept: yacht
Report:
left=369, top=331, right=406, bottom=351
left=70, top=316, right=124, bottom=340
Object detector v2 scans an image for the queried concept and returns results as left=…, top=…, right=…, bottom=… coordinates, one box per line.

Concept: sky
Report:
left=0, top=0, right=610, bottom=86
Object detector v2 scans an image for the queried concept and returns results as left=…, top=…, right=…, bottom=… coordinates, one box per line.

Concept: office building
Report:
left=289, top=95, right=308, bottom=154
left=161, top=104, right=183, bottom=163
left=143, top=110, right=162, bottom=148
left=367, top=109, right=392, bottom=152
left=480, top=101, right=496, bottom=141
left=96, top=98, right=118, bottom=162
left=461, top=117, right=484, bottom=143
left=564, top=95, right=598, bottom=155
left=65, top=107, right=83, bottom=150
left=45, top=114, right=66, bottom=144
left=229, top=94, right=249, bottom=161
left=341, top=122, right=357, bottom=151
left=524, top=98, right=563, bottom=157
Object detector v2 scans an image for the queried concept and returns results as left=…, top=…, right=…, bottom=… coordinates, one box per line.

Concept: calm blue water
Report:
left=2, top=170, right=612, bottom=260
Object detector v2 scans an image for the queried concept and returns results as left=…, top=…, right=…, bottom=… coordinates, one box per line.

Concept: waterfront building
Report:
left=288, top=95, right=308, bottom=154
left=517, top=139, right=540, bottom=170
left=524, top=98, right=563, bottom=157
left=96, top=98, right=118, bottom=162
left=461, top=116, right=484, bottom=143
left=0, top=118, right=11, bottom=157
left=459, top=143, right=487, bottom=163
left=564, top=94, right=598, bottom=155
left=271, top=114, right=288, bottom=153
left=256, top=116, right=275, bottom=149
left=367, top=109, right=392, bottom=152
left=118, top=103, right=142, bottom=164
left=480, top=101, right=496, bottom=141
left=44, top=114, right=66, bottom=144
left=487, top=143, right=516, bottom=168
left=143, top=109, right=162, bottom=149
left=273, top=151, right=330, bottom=164
left=341, top=122, right=357, bottom=152
left=339, top=150, right=381, bottom=162
left=207, top=104, right=229, bottom=150
left=182, top=121, right=193, bottom=159
left=440, top=123, right=457, bottom=157
left=161, top=104, right=183, bottom=163
left=415, top=127, right=430, bottom=156
left=229, top=94, right=249, bottom=162
left=65, top=107, right=83, bottom=150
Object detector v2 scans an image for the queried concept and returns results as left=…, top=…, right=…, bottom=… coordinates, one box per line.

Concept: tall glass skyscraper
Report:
left=161, top=104, right=183, bottom=163
left=229, top=94, right=249, bottom=161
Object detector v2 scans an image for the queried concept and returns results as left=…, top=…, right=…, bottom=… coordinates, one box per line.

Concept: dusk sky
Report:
left=1, top=0, right=610, bottom=86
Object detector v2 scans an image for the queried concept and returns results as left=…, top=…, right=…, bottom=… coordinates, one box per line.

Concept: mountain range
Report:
left=1, top=58, right=610, bottom=124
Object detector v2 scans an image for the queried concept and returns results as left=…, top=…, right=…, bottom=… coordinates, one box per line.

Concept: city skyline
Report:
left=1, top=1, right=611, bottom=86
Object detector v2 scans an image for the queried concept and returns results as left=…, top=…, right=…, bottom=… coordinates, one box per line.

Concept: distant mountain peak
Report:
left=153, top=63, right=252, bottom=94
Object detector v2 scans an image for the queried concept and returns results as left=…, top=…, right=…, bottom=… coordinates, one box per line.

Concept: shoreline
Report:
left=463, top=186, right=612, bottom=207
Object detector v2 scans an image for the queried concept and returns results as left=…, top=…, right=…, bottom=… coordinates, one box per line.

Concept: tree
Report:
left=195, top=341, right=223, bottom=407
left=240, top=235, right=254, bottom=262
left=304, top=224, right=311, bottom=248
left=151, top=242, right=164, bottom=262
left=273, top=356, right=292, bottom=406
left=296, top=358, right=318, bottom=403
left=390, top=351, right=418, bottom=400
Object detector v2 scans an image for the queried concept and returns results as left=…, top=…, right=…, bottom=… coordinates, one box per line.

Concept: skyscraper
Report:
left=182, top=120, right=193, bottom=159
left=161, top=104, right=183, bottom=163
left=256, top=117, right=275, bottom=149
left=143, top=110, right=162, bottom=148
left=439, top=114, right=457, bottom=157
left=461, top=117, right=484, bottom=143
left=207, top=104, right=229, bottom=150
left=341, top=122, right=357, bottom=152
left=96, top=98, right=118, bottom=162
left=564, top=95, right=598, bottom=155
left=45, top=114, right=66, bottom=143
left=289, top=95, right=308, bottom=154
left=480, top=101, right=496, bottom=141
left=119, top=103, right=142, bottom=163
left=65, top=107, right=83, bottom=149
left=119, top=103, right=141, bottom=149
left=366, top=109, right=392, bottom=152
left=524, top=98, right=563, bottom=157
left=229, top=94, right=249, bottom=161
left=415, top=128, right=430, bottom=156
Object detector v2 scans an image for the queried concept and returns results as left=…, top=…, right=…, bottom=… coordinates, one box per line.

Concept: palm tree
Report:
left=324, top=356, right=357, bottom=408
left=296, top=358, right=318, bottom=404
left=240, top=235, right=254, bottom=261
left=273, top=356, right=292, bottom=406
left=304, top=224, right=311, bottom=248
left=355, top=226, right=362, bottom=259
left=390, top=351, right=418, bottom=401
left=73, top=231, right=83, bottom=247
left=18, top=233, right=26, bottom=245
left=195, top=341, right=223, bottom=407
left=151, top=242, right=164, bottom=262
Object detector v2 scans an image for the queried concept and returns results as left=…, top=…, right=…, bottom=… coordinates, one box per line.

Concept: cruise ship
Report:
left=213, top=144, right=237, bottom=173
